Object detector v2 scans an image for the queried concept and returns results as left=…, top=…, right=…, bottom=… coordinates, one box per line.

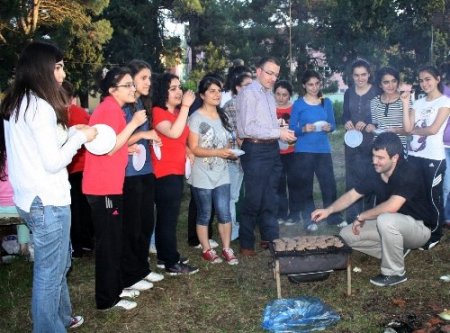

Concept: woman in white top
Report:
left=402, top=65, right=450, bottom=249
left=0, top=41, right=96, bottom=332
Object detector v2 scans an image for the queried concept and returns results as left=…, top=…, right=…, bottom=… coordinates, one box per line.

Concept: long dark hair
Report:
left=418, top=65, right=444, bottom=93
left=0, top=40, right=68, bottom=178
left=152, top=73, right=179, bottom=110
left=375, top=66, right=400, bottom=90
left=127, top=59, right=153, bottom=125
left=99, top=67, right=132, bottom=101
left=198, top=75, right=232, bottom=133
left=301, top=69, right=324, bottom=106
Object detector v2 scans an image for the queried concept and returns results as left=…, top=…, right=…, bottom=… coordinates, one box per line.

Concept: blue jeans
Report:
left=239, top=141, right=282, bottom=248
left=192, top=184, right=231, bottom=226
left=17, top=197, right=72, bottom=333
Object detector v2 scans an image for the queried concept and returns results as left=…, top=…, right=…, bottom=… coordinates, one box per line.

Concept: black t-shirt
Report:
left=354, top=159, right=433, bottom=229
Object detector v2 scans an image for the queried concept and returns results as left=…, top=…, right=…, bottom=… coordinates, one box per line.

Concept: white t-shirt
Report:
left=4, top=93, right=87, bottom=212
left=408, top=95, right=450, bottom=160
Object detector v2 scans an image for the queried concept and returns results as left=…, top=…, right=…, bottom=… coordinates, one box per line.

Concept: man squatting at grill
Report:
left=311, top=132, right=433, bottom=287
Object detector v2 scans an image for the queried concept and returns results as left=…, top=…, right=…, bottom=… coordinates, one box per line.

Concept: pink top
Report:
left=0, top=166, right=14, bottom=206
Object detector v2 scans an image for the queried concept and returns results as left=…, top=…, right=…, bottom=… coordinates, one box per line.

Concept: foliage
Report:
left=0, top=0, right=111, bottom=107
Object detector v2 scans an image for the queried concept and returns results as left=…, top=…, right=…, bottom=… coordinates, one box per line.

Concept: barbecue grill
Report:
left=269, top=235, right=352, bottom=298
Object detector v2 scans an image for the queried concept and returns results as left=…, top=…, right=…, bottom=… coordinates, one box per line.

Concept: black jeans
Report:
left=155, top=175, right=184, bottom=268
left=69, top=172, right=93, bottom=256
left=293, top=152, right=343, bottom=225
left=86, top=195, right=123, bottom=309
left=121, top=173, right=155, bottom=288
left=277, top=152, right=301, bottom=220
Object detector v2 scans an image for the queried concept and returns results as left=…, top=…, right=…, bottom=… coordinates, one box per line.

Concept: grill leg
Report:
left=275, top=259, right=281, bottom=298
left=347, top=256, right=352, bottom=296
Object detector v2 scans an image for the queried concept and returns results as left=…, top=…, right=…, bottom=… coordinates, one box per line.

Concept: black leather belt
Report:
left=243, top=138, right=277, bottom=144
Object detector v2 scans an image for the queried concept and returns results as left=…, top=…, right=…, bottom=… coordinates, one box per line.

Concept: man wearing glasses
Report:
left=236, top=56, right=296, bottom=256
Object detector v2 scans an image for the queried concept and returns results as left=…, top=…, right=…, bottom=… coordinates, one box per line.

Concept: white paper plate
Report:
left=373, top=128, right=386, bottom=135
left=185, top=159, right=191, bottom=179
left=313, top=120, right=328, bottom=132
left=153, top=144, right=161, bottom=160
left=278, top=140, right=289, bottom=150
left=344, top=129, right=363, bottom=148
left=230, top=148, right=245, bottom=156
left=132, top=144, right=146, bottom=171
left=84, top=124, right=117, bottom=155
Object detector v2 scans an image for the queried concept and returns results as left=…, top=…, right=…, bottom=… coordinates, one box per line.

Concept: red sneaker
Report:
left=222, top=248, right=239, bottom=265
left=202, top=249, right=223, bottom=263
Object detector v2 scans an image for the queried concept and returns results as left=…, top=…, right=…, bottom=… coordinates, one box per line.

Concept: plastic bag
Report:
left=2, top=234, right=19, bottom=254
left=262, top=296, right=340, bottom=333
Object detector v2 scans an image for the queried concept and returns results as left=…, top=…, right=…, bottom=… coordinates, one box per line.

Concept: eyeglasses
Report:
left=116, top=83, right=135, bottom=89
left=261, top=68, right=280, bottom=79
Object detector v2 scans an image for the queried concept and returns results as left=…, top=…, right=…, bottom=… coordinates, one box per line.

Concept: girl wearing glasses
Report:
left=120, top=60, right=164, bottom=295
left=366, top=67, right=409, bottom=152
left=188, top=75, right=239, bottom=264
left=0, top=41, right=97, bottom=331
left=290, top=70, right=344, bottom=231
left=83, top=67, right=147, bottom=310
left=402, top=65, right=450, bottom=250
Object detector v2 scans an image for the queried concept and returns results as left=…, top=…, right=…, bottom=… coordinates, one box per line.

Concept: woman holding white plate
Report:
left=289, top=70, right=344, bottom=231
left=188, top=75, right=239, bottom=264
left=121, top=60, right=164, bottom=292
left=83, top=67, right=148, bottom=310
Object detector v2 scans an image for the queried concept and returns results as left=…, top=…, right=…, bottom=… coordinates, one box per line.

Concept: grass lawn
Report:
left=0, top=128, right=449, bottom=332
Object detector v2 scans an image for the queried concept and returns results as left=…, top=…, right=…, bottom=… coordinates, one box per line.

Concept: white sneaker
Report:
left=337, top=221, right=349, bottom=228
left=284, top=218, right=296, bottom=226
left=277, top=218, right=285, bottom=225
left=307, top=224, right=318, bottom=232
left=114, top=299, right=137, bottom=310
left=148, top=244, right=157, bottom=254
left=119, top=288, right=140, bottom=298
left=144, top=271, right=164, bottom=282
left=209, top=239, right=219, bottom=249
left=194, top=239, right=219, bottom=249
left=127, top=279, right=153, bottom=291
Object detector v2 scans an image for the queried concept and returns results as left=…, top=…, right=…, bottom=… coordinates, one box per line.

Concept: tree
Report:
left=0, top=0, right=112, bottom=108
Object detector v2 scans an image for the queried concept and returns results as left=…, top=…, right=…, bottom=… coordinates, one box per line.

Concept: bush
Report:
left=333, top=100, right=343, bottom=123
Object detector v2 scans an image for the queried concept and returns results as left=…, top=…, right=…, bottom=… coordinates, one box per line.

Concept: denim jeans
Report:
left=293, top=152, right=343, bottom=225
left=239, top=141, right=282, bottom=249
left=277, top=152, right=301, bottom=221
left=228, top=162, right=244, bottom=240
left=192, top=184, right=231, bottom=226
left=17, top=196, right=72, bottom=333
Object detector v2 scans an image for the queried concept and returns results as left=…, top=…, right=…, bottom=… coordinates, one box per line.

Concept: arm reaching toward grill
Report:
left=311, top=189, right=363, bottom=222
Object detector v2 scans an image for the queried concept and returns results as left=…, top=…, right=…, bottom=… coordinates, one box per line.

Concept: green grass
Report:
left=0, top=129, right=449, bottom=332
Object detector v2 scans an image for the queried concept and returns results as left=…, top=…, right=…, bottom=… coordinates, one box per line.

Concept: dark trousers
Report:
left=293, top=152, right=343, bottom=225
left=155, top=175, right=183, bottom=268
left=277, top=152, right=301, bottom=220
left=187, top=186, right=214, bottom=246
left=87, top=195, right=123, bottom=309
left=121, top=174, right=155, bottom=288
left=344, top=145, right=375, bottom=222
left=408, top=156, right=445, bottom=243
left=239, top=141, right=282, bottom=249
left=69, top=172, right=93, bottom=256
